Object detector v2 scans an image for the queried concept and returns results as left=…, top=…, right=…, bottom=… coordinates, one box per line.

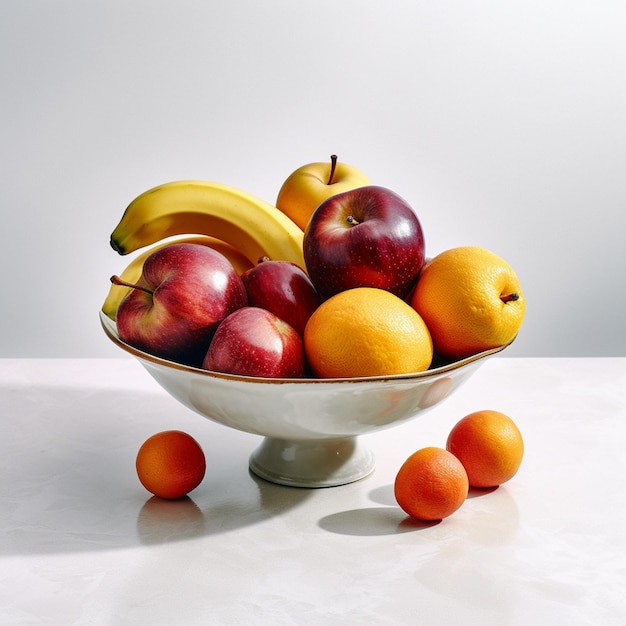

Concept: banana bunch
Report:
left=110, top=180, right=304, bottom=263
left=104, top=180, right=305, bottom=318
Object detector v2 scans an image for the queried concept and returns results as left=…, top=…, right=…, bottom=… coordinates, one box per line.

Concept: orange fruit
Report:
left=303, top=287, right=433, bottom=378
left=446, top=410, right=524, bottom=488
left=136, top=430, right=206, bottom=499
left=411, top=246, right=525, bottom=360
left=394, top=447, right=469, bottom=521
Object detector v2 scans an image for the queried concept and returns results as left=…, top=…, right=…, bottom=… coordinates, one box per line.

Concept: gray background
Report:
left=2, top=1, right=625, bottom=358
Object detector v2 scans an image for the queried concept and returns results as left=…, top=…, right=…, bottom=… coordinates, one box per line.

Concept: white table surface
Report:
left=1, top=357, right=625, bottom=625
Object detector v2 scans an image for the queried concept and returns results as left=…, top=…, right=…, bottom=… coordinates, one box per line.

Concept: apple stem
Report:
left=500, top=293, right=519, bottom=303
left=110, top=275, right=153, bottom=296
left=257, top=256, right=271, bottom=264
left=327, top=154, right=338, bottom=185
left=346, top=215, right=360, bottom=226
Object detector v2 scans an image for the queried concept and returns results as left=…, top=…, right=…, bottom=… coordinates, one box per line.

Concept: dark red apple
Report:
left=303, top=185, right=426, bottom=299
left=240, top=258, right=322, bottom=336
left=112, top=243, right=247, bottom=366
left=202, top=306, right=305, bottom=378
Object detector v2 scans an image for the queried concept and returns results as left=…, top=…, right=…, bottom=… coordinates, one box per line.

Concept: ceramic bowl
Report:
left=100, top=311, right=511, bottom=488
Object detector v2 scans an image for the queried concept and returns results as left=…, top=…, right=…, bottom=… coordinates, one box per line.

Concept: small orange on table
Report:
left=394, top=446, right=469, bottom=521
left=136, top=430, right=206, bottom=499
left=304, top=286, right=433, bottom=378
left=446, top=410, right=524, bottom=488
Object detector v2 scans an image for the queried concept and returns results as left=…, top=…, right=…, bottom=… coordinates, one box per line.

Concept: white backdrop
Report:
left=2, top=1, right=625, bottom=357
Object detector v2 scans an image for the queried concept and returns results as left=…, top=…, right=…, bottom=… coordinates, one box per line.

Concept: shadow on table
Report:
left=318, top=506, right=439, bottom=536
left=1, top=384, right=311, bottom=556
left=318, top=482, right=520, bottom=538
left=135, top=472, right=311, bottom=546
left=317, top=483, right=440, bottom=536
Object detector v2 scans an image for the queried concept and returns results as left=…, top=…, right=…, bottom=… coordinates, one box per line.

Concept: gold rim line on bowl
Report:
left=99, top=310, right=511, bottom=385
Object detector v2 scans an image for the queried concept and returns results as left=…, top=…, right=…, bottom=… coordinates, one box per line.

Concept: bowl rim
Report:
left=99, top=310, right=513, bottom=385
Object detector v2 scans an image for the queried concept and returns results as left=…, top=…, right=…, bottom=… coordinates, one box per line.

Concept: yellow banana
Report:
left=110, top=180, right=305, bottom=269
left=102, top=235, right=255, bottom=320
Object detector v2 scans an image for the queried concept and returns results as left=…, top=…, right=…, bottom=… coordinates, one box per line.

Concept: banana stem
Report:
left=327, top=154, right=338, bottom=185
left=110, top=275, right=153, bottom=296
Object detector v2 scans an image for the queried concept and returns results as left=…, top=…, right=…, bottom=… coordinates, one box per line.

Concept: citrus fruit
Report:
left=446, top=410, right=524, bottom=488
left=303, top=287, right=433, bottom=378
left=394, top=447, right=469, bottom=521
left=136, top=430, right=206, bottom=499
left=411, top=246, right=525, bottom=360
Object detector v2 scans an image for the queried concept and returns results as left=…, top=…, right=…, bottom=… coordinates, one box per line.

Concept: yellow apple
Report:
left=276, top=155, right=371, bottom=230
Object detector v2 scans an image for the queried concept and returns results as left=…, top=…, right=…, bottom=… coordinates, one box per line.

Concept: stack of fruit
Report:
left=103, top=155, right=525, bottom=379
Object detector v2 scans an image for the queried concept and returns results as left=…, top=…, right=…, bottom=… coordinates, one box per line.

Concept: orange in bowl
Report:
left=304, top=287, right=433, bottom=378
left=412, top=246, right=525, bottom=360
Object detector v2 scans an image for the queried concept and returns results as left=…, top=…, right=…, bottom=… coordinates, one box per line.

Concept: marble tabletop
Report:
left=1, top=357, right=625, bottom=625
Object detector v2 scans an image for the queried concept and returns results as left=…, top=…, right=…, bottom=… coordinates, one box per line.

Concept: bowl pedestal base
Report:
left=248, top=436, right=376, bottom=488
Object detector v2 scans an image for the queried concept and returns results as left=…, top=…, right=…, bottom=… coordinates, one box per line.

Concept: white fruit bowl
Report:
left=100, top=311, right=511, bottom=488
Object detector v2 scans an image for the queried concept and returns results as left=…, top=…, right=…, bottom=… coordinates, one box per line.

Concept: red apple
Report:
left=112, top=243, right=247, bottom=366
left=303, top=185, right=426, bottom=299
left=240, top=258, right=322, bottom=336
left=202, top=307, right=305, bottom=378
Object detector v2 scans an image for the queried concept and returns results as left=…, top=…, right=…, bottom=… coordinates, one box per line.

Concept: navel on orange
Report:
left=136, top=430, right=206, bottom=499
left=303, top=287, right=433, bottom=378
left=394, top=447, right=469, bottom=521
